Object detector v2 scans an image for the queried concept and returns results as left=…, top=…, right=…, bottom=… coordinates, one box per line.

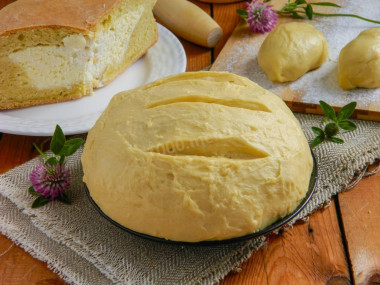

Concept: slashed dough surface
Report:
left=81, top=72, right=313, bottom=242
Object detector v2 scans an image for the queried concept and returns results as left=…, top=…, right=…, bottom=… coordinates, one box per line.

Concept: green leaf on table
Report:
left=312, top=135, right=324, bottom=147
left=338, top=120, right=357, bottom=131
left=292, top=11, right=304, bottom=19
left=324, top=122, right=339, bottom=138
left=319, top=100, right=337, bottom=121
left=45, top=156, right=58, bottom=166
left=310, top=100, right=357, bottom=148
left=282, top=2, right=298, bottom=11
left=311, top=127, right=325, bottom=137
left=57, top=193, right=71, bottom=205
left=310, top=2, right=341, bottom=7
left=50, top=125, right=66, bottom=155
left=295, top=0, right=307, bottom=4
left=59, top=138, right=84, bottom=157
left=237, top=9, right=248, bottom=20
left=337, top=102, right=357, bottom=121
left=276, top=0, right=380, bottom=25
left=32, top=196, right=50, bottom=208
left=329, top=137, right=344, bottom=144
left=287, top=2, right=299, bottom=9
left=28, top=186, right=40, bottom=197
left=305, top=4, right=313, bottom=19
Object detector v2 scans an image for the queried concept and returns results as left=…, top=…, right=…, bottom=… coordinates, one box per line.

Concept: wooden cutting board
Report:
left=211, top=0, right=380, bottom=121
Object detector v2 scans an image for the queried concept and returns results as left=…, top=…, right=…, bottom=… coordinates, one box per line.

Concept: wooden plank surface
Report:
left=0, top=0, right=379, bottom=284
left=0, top=135, right=64, bottom=284
left=338, top=168, right=380, bottom=285
left=211, top=0, right=380, bottom=121
left=0, top=235, right=65, bottom=285
left=221, top=201, right=350, bottom=284
left=212, top=2, right=245, bottom=58
left=221, top=170, right=380, bottom=285
left=183, top=1, right=212, bottom=71
left=0, top=134, right=46, bottom=173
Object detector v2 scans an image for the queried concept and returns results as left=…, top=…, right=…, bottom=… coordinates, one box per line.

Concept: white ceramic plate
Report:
left=0, top=24, right=186, bottom=136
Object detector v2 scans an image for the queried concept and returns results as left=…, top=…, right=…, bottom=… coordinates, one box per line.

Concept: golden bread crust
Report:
left=0, top=0, right=123, bottom=36
left=0, top=0, right=158, bottom=109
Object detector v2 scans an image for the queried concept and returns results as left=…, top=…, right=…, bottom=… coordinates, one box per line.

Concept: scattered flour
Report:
left=212, top=0, right=380, bottom=110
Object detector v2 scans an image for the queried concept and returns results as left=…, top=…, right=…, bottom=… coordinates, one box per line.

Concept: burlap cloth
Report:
left=0, top=113, right=379, bottom=284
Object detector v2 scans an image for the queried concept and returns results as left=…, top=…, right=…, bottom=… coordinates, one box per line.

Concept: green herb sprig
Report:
left=29, top=125, right=84, bottom=208
left=264, top=0, right=380, bottom=24
left=33, top=125, right=84, bottom=167
left=312, top=101, right=357, bottom=147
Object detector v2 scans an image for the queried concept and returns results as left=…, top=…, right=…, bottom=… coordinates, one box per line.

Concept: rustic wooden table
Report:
left=0, top=1, right=379, bottom=284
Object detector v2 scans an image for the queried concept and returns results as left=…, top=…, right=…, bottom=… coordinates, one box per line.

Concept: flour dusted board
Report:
left=211, top=0, right=380, bottom=121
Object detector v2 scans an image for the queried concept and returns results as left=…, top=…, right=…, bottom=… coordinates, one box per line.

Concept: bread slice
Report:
left=0, top=0, right=157, bottom=109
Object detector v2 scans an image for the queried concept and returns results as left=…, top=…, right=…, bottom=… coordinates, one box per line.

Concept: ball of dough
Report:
left=258, top=22, right=328, bottom=82
left=338, top=28, right=380, bottom=90
left=81, top=72, right=313, bottom=242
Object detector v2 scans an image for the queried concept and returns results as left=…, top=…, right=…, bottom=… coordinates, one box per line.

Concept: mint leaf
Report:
left=338, top=120, right=357, bottom=131
left=319, top=101, right=337, bottom=121
left=324, top=122, right=339, bottom=138
left=311, top=127, right=324, bottom=137
left=311, top=101, right=357, bottom=147
left=329, top=137, right=344, bottom=144
left=50, top=125, right=66, bottom=155
left=32, top=196, right=50, bottom=208
left=59, top=138, right=84, bottom=157
left=295, top=0, right=307, bottom=4
left=305, top=4, right=313, bottom=19
left=312, top=135, right=324, bottom=147
left=337, top=102, right=357, bottom=121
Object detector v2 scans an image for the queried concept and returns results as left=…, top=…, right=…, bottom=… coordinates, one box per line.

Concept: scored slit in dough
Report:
left=81, top=71, right=313, bottom=242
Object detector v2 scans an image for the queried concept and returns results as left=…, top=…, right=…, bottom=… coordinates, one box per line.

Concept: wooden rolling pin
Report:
left=153, top=0, right=223, bottom=48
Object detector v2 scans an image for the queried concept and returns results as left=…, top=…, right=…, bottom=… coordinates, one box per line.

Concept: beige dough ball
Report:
left=338, top=28, right=380, bottom=90
left=258, top=22, right=328, bottom=82
left=82, top=72, right=313, bottom=242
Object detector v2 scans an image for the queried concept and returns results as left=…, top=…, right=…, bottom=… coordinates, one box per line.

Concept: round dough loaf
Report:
left=81, top=72, right=313, bottom=242
left=338, top=28, right=380, bottom=90
left=258, top=22, right=328, bottom=82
